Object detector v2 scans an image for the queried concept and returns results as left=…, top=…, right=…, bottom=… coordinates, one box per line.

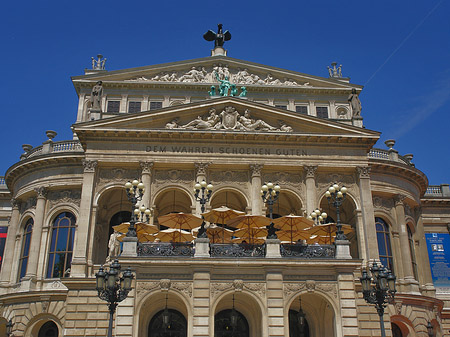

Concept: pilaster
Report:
left=338, top=273, right=359, bottom=336
left=356, top=167, right=378, bottom=262
left=192, top=270, right=211, bottom=336
left=250, top=164, right=263, bottom=215
left=415, top=210, right=435, bottom=296
left=71, top=159, right=97, bottom=277
left=0, top=199, right=21, bottom=286
left=304, top=166, right=317, bottom=214
left=266, top=271, right=284, bottom=337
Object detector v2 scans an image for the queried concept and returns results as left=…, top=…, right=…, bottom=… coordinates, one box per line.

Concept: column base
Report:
left=265, top=239, right=281, bottom=258
left=122, top=237, right=138, bottom=257
left=70, top=258, right=87, bottom=277
left=194, top=238, right=210, bottom=257
left=335, top=240, right=352, bottom=259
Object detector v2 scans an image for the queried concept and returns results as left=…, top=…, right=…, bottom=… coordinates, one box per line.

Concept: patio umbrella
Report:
left=272, top=215, right=313, bottom=243
left=306, top=223, right=354, bottom=243
left=192, top=224, right=234, bottom=243
left=226, top=214, right=271, bottom=230
left=157, top=212, right=203, bottom=232
left=155, top=228, right=194, bottom=243
left=232, top=236, right=266, bottom=245
left=306, top=234, right=334, bottom=245
left=113, top=221, right=159, bottom=242
left=202, top=206, right=246, bottom=243
left=234, top=227, right=268, bottom=244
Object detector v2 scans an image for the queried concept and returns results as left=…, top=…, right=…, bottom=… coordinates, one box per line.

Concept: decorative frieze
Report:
left=394, top=194, right=406, bottom=206
left=284, top=281, right=337, bottom=299
left=372, top=196, right=395, bottom=211
left=262, top=171, right=302, bottom=191
left=209, top=170, right=249, bottom=188
left=11, top=198, right=20, bottom=209
left=20, top=196, right=36, bottom=213
left=82, top=159, right=97, bottom=173
left=210, top=281, right=266, bottom=301
left=98, top=168, right=140, bottom=187
left=153, top=170, right=195, bottom=189
left=136, top=280, right=192, bottom=298
left=47, top=190, right=81, bottom=209
left=172, top=282, right=193, bottom=298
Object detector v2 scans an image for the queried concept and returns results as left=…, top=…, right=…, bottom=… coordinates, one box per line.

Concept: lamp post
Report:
left=194, top=180, right=213, bottom=238
left=230, top=293, right=238, bottom=330
left=307, top=209, right=328, bottom=226
left=427, top=321, right=434, bottom=337
left=96, top=260, right=134, bottom=337
left=297, top=297, right=306, bottom=337
left=6, top=319, right=13, bottom=337
left=325, top=183, right=347, bottom=241
left=125, top=180, right=145, bottom=237
left=261, top=182, right=281, bottom=239
left=360, top=262, right=396, bottom=337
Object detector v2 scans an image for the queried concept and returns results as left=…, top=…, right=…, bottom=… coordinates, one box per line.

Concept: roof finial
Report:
left=203, top=24, right=231, bottom=57
left=327, top=62, right=342, bottom=78
left=91, top=54, right=107, bottom=70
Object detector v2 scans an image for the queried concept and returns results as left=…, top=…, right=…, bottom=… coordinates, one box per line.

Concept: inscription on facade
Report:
left=145, top=145, right=308, bottom=156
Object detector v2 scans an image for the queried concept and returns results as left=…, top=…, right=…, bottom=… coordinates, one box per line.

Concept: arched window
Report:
left=375, top=217, right=394, bottom=271
left=391, top=322, right=403, bottom=337
left=18, top=218, right=33, bottom=280
left=38, top=321, right=58, bottom=337
left=46, top=212, right=76, bottom=278
left=215, top=309, right=249, bottom=337
left=407, top=226, right=418, bottom=280
left=148, top=309, right=187, bottom=337
left=289, top=309, right=310, bottom=337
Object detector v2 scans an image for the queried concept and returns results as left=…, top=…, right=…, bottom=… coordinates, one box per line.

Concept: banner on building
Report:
left=426, top=233, right=450, bottom=291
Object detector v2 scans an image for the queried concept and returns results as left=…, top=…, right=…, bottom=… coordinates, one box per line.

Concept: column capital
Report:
left=82, top=159, right=98, bottom=173
left=140, top=161, right=154, bottom=174
left=304, top=165, right=318, bottom=178
left=250, top=164, right=264, bottom=177
left=34, top=186, right=48, bottom=199
left=11, top=198, right=20, bottom=209
left=356, top=166, right=371, bottom=179
left=394, top=194, right=406, bottom=206
left=195, top=162, right=211, bottom=176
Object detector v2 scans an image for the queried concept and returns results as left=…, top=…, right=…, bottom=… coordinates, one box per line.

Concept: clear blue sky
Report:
left=1, top=0, right=448, bottom=185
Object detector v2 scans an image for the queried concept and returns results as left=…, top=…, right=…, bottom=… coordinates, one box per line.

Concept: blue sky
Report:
left=1, top=0, right=449, bottom=185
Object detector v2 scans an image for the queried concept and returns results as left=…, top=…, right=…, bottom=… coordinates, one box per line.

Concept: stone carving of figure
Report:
left=239, top=109, right=276, bottom=131
left=239, top=87, right=247, bottom=97
left=106, top=231, right=121, bottom=262
left=279, top=121, right=293, bottom=132
left=182, top=108, right=219, bottom=129
left=90, top=81, right=103, bottom=111
left=165, top=118, right=179, bottom=129
left=180, top=67, right=204, bottom=82
left=91, top=54, right=106, bottom=70
left=348, top=88, right=362, bottom=116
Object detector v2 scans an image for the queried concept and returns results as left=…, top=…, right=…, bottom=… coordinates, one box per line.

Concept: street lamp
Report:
left=427, top=321, right=434, bottom=337
left=307, top=209, right=328, bottom=226
left=360, top=262, right=396, bottom=337
left=6, top=319, right=13, bottom=337
left=96, top=260, right=134, bottom=337
left=261, top=182, right=281, bottom=239
left=125, top=180, right=145, bottom=237
left=136, top=204, right=152, bottom=223
left=325, top=183, right=347, bottom=241
left=194, top=180, right=213, bottom=238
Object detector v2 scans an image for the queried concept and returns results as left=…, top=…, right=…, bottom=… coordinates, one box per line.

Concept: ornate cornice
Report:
left=304, top=165, right=317, bottom=178
left=140, top=161, right=154, bottom=174
left=250, top=164, right=263, bottom=177
left=82, top=159, right=98, bottom=173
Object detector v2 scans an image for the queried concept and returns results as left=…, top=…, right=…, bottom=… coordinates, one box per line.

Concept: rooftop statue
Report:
left=203, top=23, right=231, bottom=48
left=348, top=88, right=362, bottom=116
left=91, top=54, right=107, bottom=70
left=327, top=62, right=342, bottom=78
left=90, top=81, right=103, bottom=112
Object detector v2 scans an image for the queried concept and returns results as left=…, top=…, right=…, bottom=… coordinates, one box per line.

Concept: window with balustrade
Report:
left=18, top=218, right=33, bottom=280
left=375, top=217, right=394, bottom=271
left=46, top=212, right=76, bottom=278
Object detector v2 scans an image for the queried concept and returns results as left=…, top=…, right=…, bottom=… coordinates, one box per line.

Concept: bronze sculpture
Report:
left=203, top=23, right=231, bottom=47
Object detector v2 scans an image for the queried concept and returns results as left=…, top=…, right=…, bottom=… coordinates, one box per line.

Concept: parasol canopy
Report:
left=226, top=214, right=271, bottom=230
left=192, top=224, right=234, bottom=243
left=113, top=222, right=159, bottom=242
left=276, top=229, right=311, bottom=243
left=234, top=227, right=268, bottom=244
left=272, top=214, right=314, bottom=231
left=201, top=206, right=245, bottom=224
left=157, top=212, right=203, bottom=231
left=155, top=228, right=194, bottom=243
left=232, top=236, right=266, bottom=245
left=306, top=223, right=354, bottom=243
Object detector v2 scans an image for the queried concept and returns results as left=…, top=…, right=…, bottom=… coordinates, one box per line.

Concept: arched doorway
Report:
left=215, top=309, right=249, bottom=337
left=38, top=321, right=58, bottom=337
left=148, top=309, right=187, bottom=337
left=288, top=309, right=310, bottom=337
left=391, top=323, right=403, bottom=337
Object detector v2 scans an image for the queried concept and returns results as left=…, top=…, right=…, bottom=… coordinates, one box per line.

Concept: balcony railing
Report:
left=21, top=140, right=83, bottom=160
left=280, top=244, right=335, bottom=258
left=137, top=242, right=194, bottom=257
left=210, top=243, right=265, bottom=258
left=0, top=176, right=5, bottom=186
left=368, top=148, right=410, bottom=165
left=425, top=184, right=450, bottom=198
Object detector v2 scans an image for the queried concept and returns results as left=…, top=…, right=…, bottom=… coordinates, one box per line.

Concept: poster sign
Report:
left=426, top=233, right=450, bottom=289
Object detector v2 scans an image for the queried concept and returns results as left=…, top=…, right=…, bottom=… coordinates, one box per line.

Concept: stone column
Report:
left=266, top=271, right=284, bottom=337
left=250, top=164, right=263, bottom=215
left=394, top=195, right=414, bottom=276
left=356, top=167, right=379, bottom=262
left=194, top=163, right=210, bottom=216
left=25, top=187, right=47, bottom=281
left=304, top=166, right=317, bottom=215
left=71, top=160, right=97, bottom=277
left=120, top=94, right=127, bottom=113
left=308, top=100, right=315, bottom=116
left=140, top=161, right=154, bottom=209
left=192, top=270, right=211, bottom=337
left=86, top=205, right=97, bottom=273
left=354, top=209, right=368, bottom=263
left=0, top=199, right=21, bottom=286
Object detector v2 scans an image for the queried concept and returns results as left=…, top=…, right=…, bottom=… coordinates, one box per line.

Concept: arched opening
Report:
left=375, top=217, right=394, bottom=272
left=38, top=321, right=58, bottom=337
left=391, top=322, right=403, bottom=337
left=319, top=194, right=358, bottom=257
left=215, top=309, right=249, bottom=337
left=0, top=318, right=7, bottom=337
left=18, top=217, right=34, bottom=280
left=153, top=189, right=192, bottom=227
left=210, top=189, right=247, bottom=212
left=94, top=188, right=131, bottom=264
left=287, top=293, right=335, bottom=337
left=268, top=190, right=303, bottom=219
left=148, top=309, right=187, bottom=337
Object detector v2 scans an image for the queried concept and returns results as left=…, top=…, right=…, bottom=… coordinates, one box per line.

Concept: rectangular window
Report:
left=296, top=106, right=308, bottom=114
left=316, top=107, right=329, bottom=118
left=0, top=227, right=7, bottom=272
left=107, top=101, right=120, bottom=113
left=150, top=101, right=163, bottom=110
left=275, top=105, right=287, bottom=110
left=128, top=101, right=141, bottom=113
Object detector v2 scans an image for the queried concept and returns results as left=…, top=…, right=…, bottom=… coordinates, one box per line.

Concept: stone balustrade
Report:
left=425, top=184, right=450, bottom=197
left=21, top=140, right=83, bottom=160
left=0, top=176, right=5, bottom=186
left=368, top=148, right=410, bottom=165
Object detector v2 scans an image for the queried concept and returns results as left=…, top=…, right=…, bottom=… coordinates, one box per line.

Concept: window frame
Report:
left=407, top=225, right=418, bottom=280
left=149, top=101, right=163, bottom=110
left=128, top=101, right=142, bottom=113
left=295, top=105, right=308, bottom=115
left=316, top=106, right=329, bottom=119
left=18, top=218, right=33, bottom=280
left=375, top=217, right=394, bottom=272
left=106, top=100, right=121, bottom=113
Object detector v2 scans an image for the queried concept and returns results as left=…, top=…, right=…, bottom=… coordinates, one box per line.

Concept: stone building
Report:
left=0, top=41, right=449, bottom=337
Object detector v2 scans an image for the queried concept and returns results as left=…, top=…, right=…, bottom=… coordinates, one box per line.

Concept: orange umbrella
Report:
left=234, top=227, right=268, bottom=245
left=232, top=236, right=266, bottom=245
left=113, top=221, right=159, bottom=242
left=306, top=223, right=353, bottom=243
left=272, top=215, right=313, bottom=243
left=202, top=206, right=245, bottom=242
left=157, top=213, right=202, bottom=242
left=226, top=214, right=271, bottom=230
left=155, top=228, right=194, bottom=243
left=306, top=234, right=334, bottom=245
left=192, top=224, right=234, bottom=243
left=276, top=229, right=310, bottom=244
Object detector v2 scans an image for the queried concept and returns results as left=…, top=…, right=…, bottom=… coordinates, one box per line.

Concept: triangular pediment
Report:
left=74, top=97, right=379, bottom=147
left=72, top=56, right=361, bottom=91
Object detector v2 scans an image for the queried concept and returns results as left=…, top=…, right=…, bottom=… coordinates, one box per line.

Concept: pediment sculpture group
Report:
left=165, top=106, right=293, bottom=132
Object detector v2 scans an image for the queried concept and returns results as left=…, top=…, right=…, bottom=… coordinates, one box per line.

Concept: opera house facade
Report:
left=0, top=41, right=449, bottom=337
